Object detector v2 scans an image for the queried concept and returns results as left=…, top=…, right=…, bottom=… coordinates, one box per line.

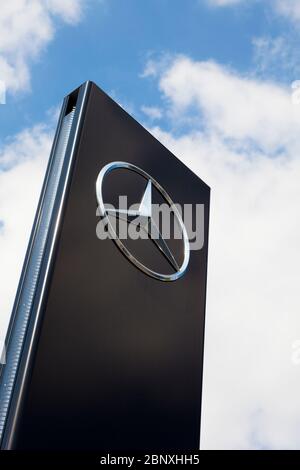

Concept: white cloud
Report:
left=139, top=54, right=173, bottom=79
left=207, top=0, right=300, bottom=24
left=0, top=124, right=52, bottom=341
left=158, top=56, right=300, bottom=152
left=0, top=0, right=85, bottom=94
left=144, top=55, right=300, bottom=449
left=252, top=36, right=300, bottom=79
left=46, top=0, right=84, bottom=24
left=141, top=105, right=163, bottom=120
left=0, top=80, right=6, bottom=104
left=275, top=0, right=300, bottom=23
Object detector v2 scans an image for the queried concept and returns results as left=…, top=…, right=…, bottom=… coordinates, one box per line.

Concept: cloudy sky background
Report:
left=1, top=0, right=300, bottom=449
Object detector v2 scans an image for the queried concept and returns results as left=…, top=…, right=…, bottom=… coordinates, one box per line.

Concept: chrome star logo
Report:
left=96, top=161, right=190, bottom=281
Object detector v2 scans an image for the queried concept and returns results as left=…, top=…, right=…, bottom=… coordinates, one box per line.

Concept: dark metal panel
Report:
left=2, top=82, right=210, bottom=451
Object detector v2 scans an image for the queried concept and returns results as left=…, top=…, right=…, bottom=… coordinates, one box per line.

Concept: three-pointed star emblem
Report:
left=96, top=161, right=190, bottom=281
left=105, top=180, right=179, bottom=271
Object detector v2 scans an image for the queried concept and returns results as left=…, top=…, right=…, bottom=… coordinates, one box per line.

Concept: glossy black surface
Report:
left=9, top=83, right=210, bottom=450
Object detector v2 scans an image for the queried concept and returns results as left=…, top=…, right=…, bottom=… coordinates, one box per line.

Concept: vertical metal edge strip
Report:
left=0, top=97, right=68, bottom=364
left=199, top=192, right=210, bottom=451
left=0, top=81, right=91, bottom=449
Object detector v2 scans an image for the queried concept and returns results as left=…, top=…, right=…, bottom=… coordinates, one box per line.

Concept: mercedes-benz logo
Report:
left=96, top=161, right=190, bottom=281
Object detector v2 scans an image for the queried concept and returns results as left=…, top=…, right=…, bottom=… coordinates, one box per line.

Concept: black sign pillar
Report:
left=0, top=81, right=210, bottom=451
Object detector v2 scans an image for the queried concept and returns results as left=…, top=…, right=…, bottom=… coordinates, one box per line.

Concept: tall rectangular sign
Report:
left=0, top=82, right=210, bottom=450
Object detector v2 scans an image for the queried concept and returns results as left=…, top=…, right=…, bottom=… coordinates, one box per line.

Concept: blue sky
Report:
left=0, top=0, right=296, bottom=140
left=1, top=0, right=300, bottom=450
